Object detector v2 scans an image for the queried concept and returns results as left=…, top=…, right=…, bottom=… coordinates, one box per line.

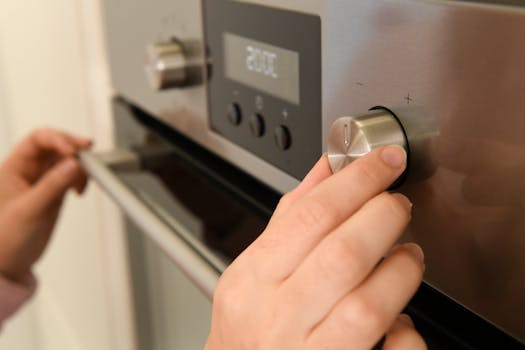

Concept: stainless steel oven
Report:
left=87, top=0, right=525, bottom=348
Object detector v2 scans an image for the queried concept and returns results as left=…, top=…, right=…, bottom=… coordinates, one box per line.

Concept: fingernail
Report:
left=397, top=314, right=414, bottom=327
left=390, top=314, right=414, bottom=331
left=403, top=243, right=425, bottom=265
left=381, top=145, right=407, bottom=169
left=391, top=193, right=413, bottom=212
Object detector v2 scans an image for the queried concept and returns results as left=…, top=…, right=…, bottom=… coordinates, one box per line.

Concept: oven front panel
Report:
left=104, top=0, right=525, bottom=344
left=103, top=0, right=300, bottom=192
left=204, top=0, right=322, bottom=179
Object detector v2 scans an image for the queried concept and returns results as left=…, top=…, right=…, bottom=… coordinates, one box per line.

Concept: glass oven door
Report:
left=81, top=97, right=278, bottom=349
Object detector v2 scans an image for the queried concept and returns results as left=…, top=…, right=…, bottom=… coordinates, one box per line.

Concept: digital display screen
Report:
left=223, top=32, right=300, bottom=105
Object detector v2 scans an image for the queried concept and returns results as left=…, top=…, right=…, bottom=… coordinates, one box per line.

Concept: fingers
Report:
left=0, top=157, right=82, bottom=279
left=18, top=158, right=83, bottom=217
left=278, top=192, right=412, bottom=328
left=73, top=169, right=89, bottom=195
left=270, top=154, right=332, bottom=222
left=383, top=314, right=427, bottom=350
left=20, top=128, right=91, bottom=157
left=307, top=243, right=424, bottom=350
left=246, top=145, right=407, bottom=282
left=3, top=129, right=92, bottom=180
left=29, top=129, right=90, bottom=154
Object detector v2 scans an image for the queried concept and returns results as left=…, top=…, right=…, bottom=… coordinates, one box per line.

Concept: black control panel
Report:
left=203, top=0, right=322, bottom=180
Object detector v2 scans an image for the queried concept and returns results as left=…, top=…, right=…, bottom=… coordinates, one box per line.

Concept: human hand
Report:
left=0, top=129, right=92, bottom=281
left=205, top=146, right=426, bottom=350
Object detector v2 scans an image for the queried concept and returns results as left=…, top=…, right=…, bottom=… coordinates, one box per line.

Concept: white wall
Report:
left=0, top=32, right=13, bottom=160
left=0, top=1, right=135, bottom=349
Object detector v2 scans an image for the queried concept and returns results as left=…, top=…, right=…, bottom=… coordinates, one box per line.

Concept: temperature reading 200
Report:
left=245, top=45, right=278, bottom=79
left=224, top=33, right=299, bottom=104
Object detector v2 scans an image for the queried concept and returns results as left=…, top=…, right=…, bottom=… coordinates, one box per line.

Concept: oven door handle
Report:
left=79, top=150, right=221, bottom=300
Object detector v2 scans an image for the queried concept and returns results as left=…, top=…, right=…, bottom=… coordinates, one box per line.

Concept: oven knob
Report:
left=327, top=109, right=408, bottom=174
left=145, top=39, right=204, bottom=90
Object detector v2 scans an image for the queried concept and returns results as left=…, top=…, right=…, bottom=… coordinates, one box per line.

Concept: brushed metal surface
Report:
left=319, top=2, right=525, bottom=341
left=145, top=39, right=205, bottom=90
left=327, top=110, right=407, bottom=174
left=104, top=0, right=525, bottom=342
left=103, top=0, right=299, bottom=193
left=145, top=41, right=187, bottom=90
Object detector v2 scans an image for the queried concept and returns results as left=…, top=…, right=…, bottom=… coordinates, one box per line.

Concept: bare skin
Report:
left=0, top=130, right=425, bottom=348
left=205, top=146, right=427, bottom=350
left=0, top=129, right=91, bottom=281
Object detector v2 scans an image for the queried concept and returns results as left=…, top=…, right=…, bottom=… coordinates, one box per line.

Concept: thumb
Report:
left=21, top=158, right=81, bottom=217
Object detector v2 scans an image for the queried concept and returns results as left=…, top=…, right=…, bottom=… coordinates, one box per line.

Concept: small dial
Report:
left=327, top=109, right=407, bottom=173
left=145, top=39, right=204, bottom=90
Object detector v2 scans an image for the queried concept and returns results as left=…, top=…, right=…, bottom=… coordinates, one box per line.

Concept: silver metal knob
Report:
left=145, top=39, right=204, bottom=90
left=327, top=109, right=407, bottom=173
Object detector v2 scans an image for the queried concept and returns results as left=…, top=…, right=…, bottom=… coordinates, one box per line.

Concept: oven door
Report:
left=81, top=97, right=277, bottom=349
left=82, top=97, right=523, bottom=349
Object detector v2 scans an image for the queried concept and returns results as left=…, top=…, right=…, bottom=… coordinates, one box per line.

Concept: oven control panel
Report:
left=203, top=0, right=321, bottom=179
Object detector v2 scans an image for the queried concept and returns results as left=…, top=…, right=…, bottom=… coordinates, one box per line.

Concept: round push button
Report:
left=249, top=113, right=266, bottom=137
left=274, top=125, right=292, bottom=151
left=227, top=103, right=242, bottom=126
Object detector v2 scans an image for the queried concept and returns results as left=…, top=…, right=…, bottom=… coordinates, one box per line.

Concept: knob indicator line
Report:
left=328, top=108, right=408, bottom=186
